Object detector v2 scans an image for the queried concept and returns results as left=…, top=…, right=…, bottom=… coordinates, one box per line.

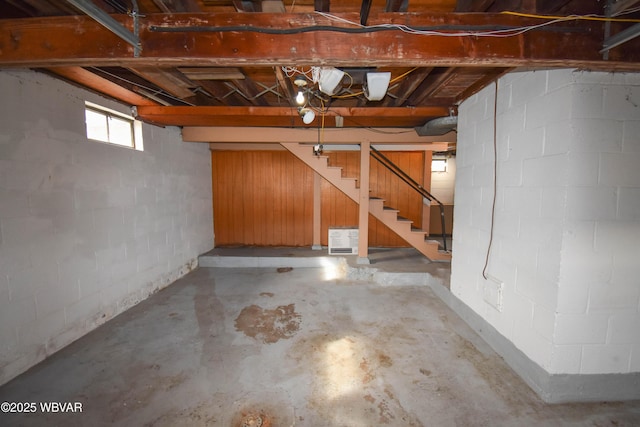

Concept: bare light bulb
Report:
left=296, top=90, right=305, bottom=105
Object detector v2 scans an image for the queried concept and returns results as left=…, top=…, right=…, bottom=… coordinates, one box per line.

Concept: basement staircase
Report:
left=281, top=142, right=451, bottom=262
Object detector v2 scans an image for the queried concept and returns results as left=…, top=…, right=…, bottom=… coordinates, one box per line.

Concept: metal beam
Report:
left=609, top=0, right=640, bottom=16
left=601, top=23, right=640, bottom=53
left=65, top=0, right=140, bottom=51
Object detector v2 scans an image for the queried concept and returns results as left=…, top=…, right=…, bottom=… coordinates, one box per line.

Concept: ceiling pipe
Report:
left=415, top=115, right=458, bottom=136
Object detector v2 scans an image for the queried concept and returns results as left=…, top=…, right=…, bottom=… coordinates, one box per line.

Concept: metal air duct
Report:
left=415, top=115, right=458, bottom=136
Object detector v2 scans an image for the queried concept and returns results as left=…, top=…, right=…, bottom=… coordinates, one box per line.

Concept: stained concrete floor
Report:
left=1, top=251, right=640, bottom=426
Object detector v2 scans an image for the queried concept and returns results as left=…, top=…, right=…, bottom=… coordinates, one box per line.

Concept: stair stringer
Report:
left=281, top=142, right=451, bottom=262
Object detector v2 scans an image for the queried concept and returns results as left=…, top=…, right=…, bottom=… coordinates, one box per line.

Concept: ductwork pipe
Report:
left=415, top=115, right=458, bottom=136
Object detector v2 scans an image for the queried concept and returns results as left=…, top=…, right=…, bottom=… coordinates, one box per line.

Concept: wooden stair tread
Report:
left=281, top=142, right=452, bottom=262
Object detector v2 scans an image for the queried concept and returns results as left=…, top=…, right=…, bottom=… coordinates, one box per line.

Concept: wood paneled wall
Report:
left=211, top=151, right=314, bottom=246
left=211, top=150, right=427, bottom=247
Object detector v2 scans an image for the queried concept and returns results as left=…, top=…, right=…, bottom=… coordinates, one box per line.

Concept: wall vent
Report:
left=328, top=228, right=358, bottom=255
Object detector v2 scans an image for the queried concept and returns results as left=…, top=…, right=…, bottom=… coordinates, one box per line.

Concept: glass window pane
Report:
left=85, top=109, right=108, bottom=142
left=431, top=159, right=447, bottom=172
left=108, top=116, right=134, bottom=147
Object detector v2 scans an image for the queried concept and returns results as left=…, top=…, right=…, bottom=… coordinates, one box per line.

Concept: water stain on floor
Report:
left=234, top=304, right=301, bottom=344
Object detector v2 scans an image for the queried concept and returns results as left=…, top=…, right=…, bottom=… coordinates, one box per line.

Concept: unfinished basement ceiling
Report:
left=1, top=0, right=639, bottom=128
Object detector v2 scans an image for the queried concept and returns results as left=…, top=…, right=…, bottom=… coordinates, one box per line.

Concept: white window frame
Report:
left=431, top=158, right=447, bottom=173
left=84, top=101, right=143, bottom=151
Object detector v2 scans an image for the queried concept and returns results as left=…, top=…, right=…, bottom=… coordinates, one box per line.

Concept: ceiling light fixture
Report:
left=363, top=72, right=391, bottom=101
left=317, top=67, right=345, bottom=96
left=294, top=75, right=308, bottom=105
left=299, top=107, right=316, bottom=124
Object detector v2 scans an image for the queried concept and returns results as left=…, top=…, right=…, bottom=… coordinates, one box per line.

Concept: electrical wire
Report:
left=501, top=11, right=640, bottom=23
left=314, top=11, right=590, bottom=38
left=359, top=127, right=415, bottom=134
left=150, top=9, right=640, bottom=40
left=482, top=81, right=499, bottom=281
left=88, top=67, right=194, bottom=106
left=331, top=67, right=418, bottom=100
left=320, top=98, right=325, bottom=145
left=150, top=15, right=592, bottom=38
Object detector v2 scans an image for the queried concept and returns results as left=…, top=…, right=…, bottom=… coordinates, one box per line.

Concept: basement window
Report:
left=84, top=101, right=143, bottom=150
left=431, top=158, right=447, bottom=173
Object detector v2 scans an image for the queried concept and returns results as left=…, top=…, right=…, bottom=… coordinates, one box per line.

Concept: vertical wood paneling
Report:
left=211, top=151, right=314, bottom=246
left=212, top=149, right=429, bottom=248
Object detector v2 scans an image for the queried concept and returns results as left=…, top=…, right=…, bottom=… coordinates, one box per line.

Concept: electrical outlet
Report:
left=483, top=275, right=504, bottom=312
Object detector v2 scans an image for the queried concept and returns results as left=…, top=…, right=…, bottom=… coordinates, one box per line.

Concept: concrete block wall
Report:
left=451, top=69, right=640, bottom=399
left=0, top=70, right=214, bottom=385
left=430, top=156, right=456, bottom=205
left=554, top=71, right=640, bottom=375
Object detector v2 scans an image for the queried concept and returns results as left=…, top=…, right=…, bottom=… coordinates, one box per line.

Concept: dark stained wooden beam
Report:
left=275, top=66, right=296, bottom=105
left=178, top=67, right=245, bottom=80
left=1, top=13, right=639, bottom=69
left=456, top=67, right=512, bottom=102
left=383, top=67, right=433, bottom=107
left=233, top=0, right=260, bottom=11
left=262, top=1, right=286, bottom=12
left=129, top=66, right=195, bottom=98
left=408, top=68, right=458, bottom=105
left=314, top=0, right=330, bottom=12
left=536, top=0, right=572, bottom=13
left=360, top=0, right=373, bottom=25
left=385, top=0, right=408, bottom=12
left=230, top=78, right=270, bottom=106
left=135, top=105, right=451, bottom=127
left=455, top=0, right=495, bottom=12
left=154, top=0, right=201, bottom=12
left=151, top=0, right=172, bottom=13
left=197, top=80, right=246, bottom=105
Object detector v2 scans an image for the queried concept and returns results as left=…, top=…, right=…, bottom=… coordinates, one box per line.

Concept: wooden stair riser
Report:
left=281, top=142, right=451, bottom=261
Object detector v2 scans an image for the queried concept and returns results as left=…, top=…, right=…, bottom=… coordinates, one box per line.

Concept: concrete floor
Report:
left=1, top=250, right=640, bottom=426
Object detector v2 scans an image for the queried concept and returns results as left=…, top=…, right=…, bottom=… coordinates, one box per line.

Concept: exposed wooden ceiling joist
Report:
left=383, top=67, right=432, bottom=107
left=408, top=68, right=458, bottom=105
left=2, top=13, right=639, bottom=69
left=314, top=0, right=330, bottom=12
left=360, top=0, right=373, bottom=25
left=455, top=0, right=496, bottom=12
left=183, top=126, right=456, bottom=144
left=385, top=0, right=408, bottom=12
left=274, top=66, right=296, bottom=105
left=178, top=67, right=245, bottom=80
left=135, top=105, right=451, bottom=127
left=536, top=0, right=572, bottom=13
left=129, top=66, right=195, bottom=98
left=47, top=66, right=160, bottom=106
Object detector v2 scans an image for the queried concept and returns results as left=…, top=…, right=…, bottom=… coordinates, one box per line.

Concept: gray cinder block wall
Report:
left=0, top=70, right=214, bottom=385
left=451, top=69, right=640, bottom=402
